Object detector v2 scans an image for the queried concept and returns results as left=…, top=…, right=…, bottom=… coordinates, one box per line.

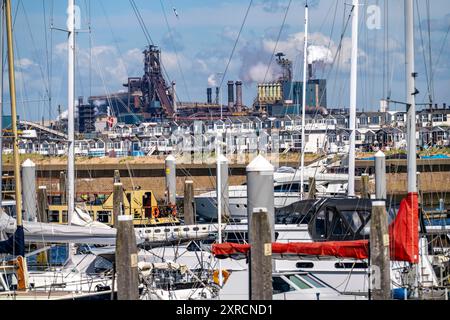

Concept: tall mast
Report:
left=0, top=1, right=4, bottom=212
left=347, top=0, right=359, bottom=197
left=405, top=0, right=417, bottom=193
left=5, top=0, right=22, bottom=226
left=300, top=3, right=308, bottom=200
left=67, top=0, right=75, bottom=224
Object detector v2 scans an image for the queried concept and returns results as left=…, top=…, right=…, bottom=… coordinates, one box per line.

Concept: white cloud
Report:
left=15, top=58, right=37, bottom=69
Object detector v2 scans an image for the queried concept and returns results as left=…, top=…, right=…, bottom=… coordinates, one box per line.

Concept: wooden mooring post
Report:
left=37, top=186, right=48, bottom=223
left=361, top=173, right=370, bottom=199
left=249, top=207, right=273, bottom=300
left=370, top=200, right=391, bottom=300
left=183, top=180, right=195, bottom=225
left=308, top=177, right=316, bottom=199
left=113, top=182, right=123, bottom=228
left=59, top=171, right=66, bottom=205
left=115, top=215, right=139, bottom=300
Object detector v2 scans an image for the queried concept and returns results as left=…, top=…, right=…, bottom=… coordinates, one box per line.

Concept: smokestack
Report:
left=78, top=96, right=84, bottom=106
left=207, top=88, right=212, bottom=104
left=443, top=103, right=447, bottom=110
left=215, top=87, right=220, bottom=105
left=308, top=63, right=313, bottom=80
left=235, top=81, right=242, bottom=112
left=227, top=81, right=234, bottom=111
left=172, top=81, right=177, bottom=112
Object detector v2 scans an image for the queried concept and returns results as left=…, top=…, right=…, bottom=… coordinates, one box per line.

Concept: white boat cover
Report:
left=0, top=212, right=141, bottom=246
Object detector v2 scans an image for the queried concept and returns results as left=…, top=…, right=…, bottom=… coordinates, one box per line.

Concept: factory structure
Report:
left=253, top=52, right=328, bottom=117
left=75, top=45, right=328, bottom=134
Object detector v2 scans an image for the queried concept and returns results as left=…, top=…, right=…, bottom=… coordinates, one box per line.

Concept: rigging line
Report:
left=99, top=0, right=129, bottom=77
left=129, top=0, right=154, bottom=45
left=128, top=0, right=174, bottom=90
left=433, top=24, right=450, bottom=78
left=262, top=0, right=291, bottom=86
left=319, top=0, right=338, bottom=80
left=218, top=0, right=253, bottom=89
left=20, top=1, right=51, bottom=102
left=159, top=0, right=191, bottom=102
left=42, top=0, right=51, bottom=121
left=415, top=0, right=432, bottom=104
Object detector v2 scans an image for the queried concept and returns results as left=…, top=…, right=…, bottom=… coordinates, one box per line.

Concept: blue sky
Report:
left=5, top=0, right=450, bottom=121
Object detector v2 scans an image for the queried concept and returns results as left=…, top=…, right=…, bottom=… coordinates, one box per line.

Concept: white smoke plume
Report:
left=308, top=45, right=333, bottom=64
left=207, top=74, right=217, bottom=86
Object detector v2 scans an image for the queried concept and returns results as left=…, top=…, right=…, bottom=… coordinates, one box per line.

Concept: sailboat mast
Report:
left=0, top=1, right=4, bottom=214
left=5, top=0, right=22, bottom=226
left=300, top=3, right=308, bottom=200
left=348, top=0, right=359, bottom=197
left=67, top=0, right=75, bottom=224
left=405, top=0, right=417, bottom=193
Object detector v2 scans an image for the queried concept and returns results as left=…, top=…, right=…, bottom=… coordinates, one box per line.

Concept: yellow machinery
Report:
left=47, top=189, right=179, bottom=226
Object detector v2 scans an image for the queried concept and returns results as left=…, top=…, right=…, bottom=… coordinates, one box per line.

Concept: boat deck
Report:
left=0, top=290, right=111, bottom=300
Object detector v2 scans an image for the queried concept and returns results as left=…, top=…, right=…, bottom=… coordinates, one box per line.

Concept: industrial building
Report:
left=253, top=53, right=328, bottom=117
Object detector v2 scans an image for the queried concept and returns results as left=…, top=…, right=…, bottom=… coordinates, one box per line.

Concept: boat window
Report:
left=329, top=210, right=353, bottom=239
left=48, top=210, right=60, bottom=223
left=164, top=228, right=171, bottom=233
left=97, top=211, right=110, bottom=223
left=274, top=183, right=301, bottom=193
left=298, top=274, right=325, bottom=288
left=287, top=275, right=312, bottom=289
left=193, top=227, right=199, bottom=231
left=154, top=229, right=161, bottom=233
left=272, top=276, right=296, bottom=294
left=225, top=232, right=248, bottom=243
left=334, top=262, right=368, bottom=269
left=61, top=211, right=68, bottom=223
left=315, top=210, right=327, bottom=239
left=340, top=210, right=363, bottom=233
left=296, top=262, right=314, bottom=269
left=186, top=241, right=202, bottom=252
left=183, top=227, right=190, bottom=231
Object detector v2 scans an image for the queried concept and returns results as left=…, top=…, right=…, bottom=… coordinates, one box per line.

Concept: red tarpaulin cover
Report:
left=212, top=240, right=369, bottom=260
left=213, top=193, right=419, bottom=262
left=388, top=192, right=419, bottom=263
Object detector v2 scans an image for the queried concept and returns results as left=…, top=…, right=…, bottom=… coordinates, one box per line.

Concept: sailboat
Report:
left=208, top=0, right=445, bottom=300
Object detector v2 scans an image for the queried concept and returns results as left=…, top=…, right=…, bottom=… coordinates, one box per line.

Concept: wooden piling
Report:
left=113, top=182, right=123, bottom=228
left=370, top=200, right=391, bottom=300
left=183, top=180, right=195, bottom=225
left=361, top=173, right=370, bottom=199
left=308, top=177, right=316, bottom=199
left=59, top=171, right=66, bottom=205
left=249, top=207, right=273, bottom=300
left=114, top=169, right=121, bottom=183
left=115, top=215, right=139, bottom=300
left=37, top=186, right=48, bottom=223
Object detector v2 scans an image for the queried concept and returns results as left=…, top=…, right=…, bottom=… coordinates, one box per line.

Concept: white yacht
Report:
left=194, top=157, right=348, bottom=221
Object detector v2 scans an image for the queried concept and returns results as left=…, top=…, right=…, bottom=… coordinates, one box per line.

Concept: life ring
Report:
left=152, top=207, right=160, bottom=218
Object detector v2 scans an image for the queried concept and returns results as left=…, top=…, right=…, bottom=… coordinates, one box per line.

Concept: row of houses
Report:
left=108, top=108, right=450, bottom=138
left=4, top=124, right=450, bottom=158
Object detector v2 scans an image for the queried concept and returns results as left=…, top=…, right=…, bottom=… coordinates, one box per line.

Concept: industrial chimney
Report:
left=207, top=88, right=212, bottom=104
left=308, top=63, right=313, bottom=80
left=215, top=87, right=220, bottom=105
left=172, top=81, right=177, bottom=112
left=235, top=81, right=242, bottom=112
left=227, top=81, right=234, bottom=111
